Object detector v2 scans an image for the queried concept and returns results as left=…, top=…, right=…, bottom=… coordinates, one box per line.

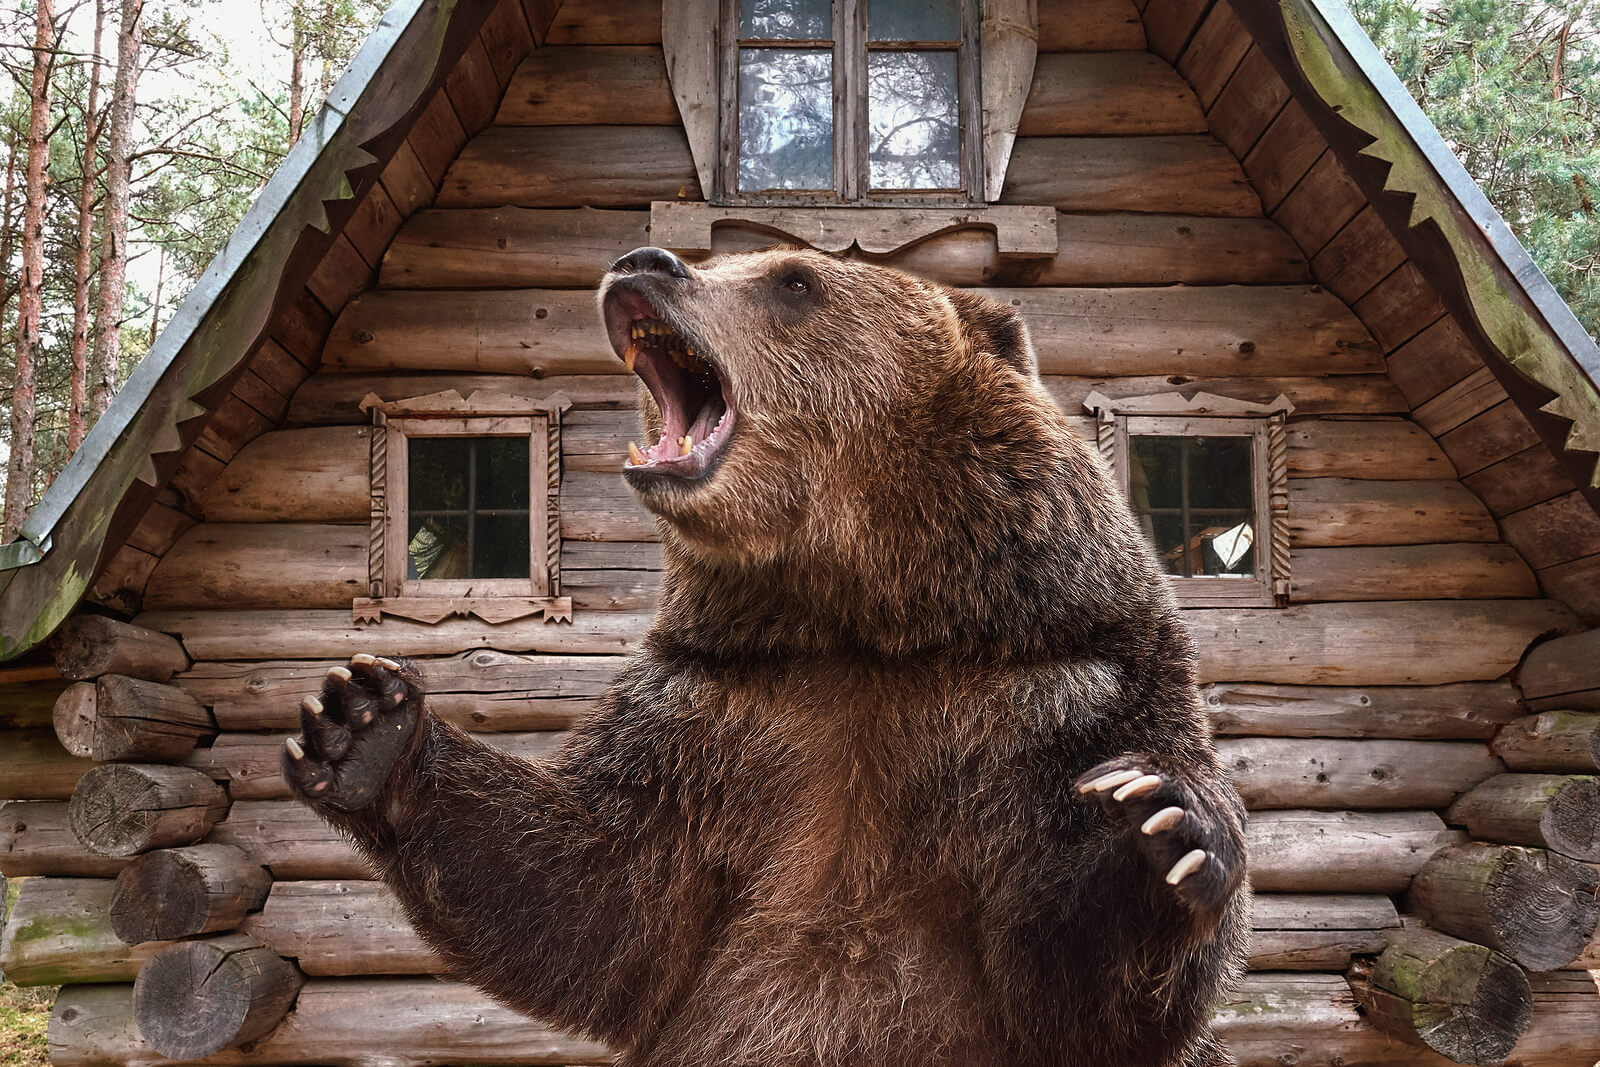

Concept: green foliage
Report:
left=1349, top=0, right=1600, bottom=339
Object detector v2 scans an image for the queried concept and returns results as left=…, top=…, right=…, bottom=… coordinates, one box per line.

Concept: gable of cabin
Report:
left=3, top=0, right=1599, bottom=1062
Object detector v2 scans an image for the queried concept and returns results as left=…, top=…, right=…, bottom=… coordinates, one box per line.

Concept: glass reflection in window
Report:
left=1128, top=436, right=1256, bottom=579
left=868, top=0, right=958, bottom=41
left=739, top=48, right=835, bottom=191
left=740, top=0, right=830, bottom=38
left=868, top=51, right=959, bottom=189
left=407, top=437, right=531, bottom=581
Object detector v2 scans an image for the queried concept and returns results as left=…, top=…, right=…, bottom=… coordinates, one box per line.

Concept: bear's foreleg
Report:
left=1074, top=754, right=1246, bottom=933
left=282, top=656, right=717, bottom=1049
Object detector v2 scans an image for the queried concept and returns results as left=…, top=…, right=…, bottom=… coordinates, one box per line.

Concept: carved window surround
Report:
left=1083, top=390, right=1294, bottom=608
left=356, top=390, right=572, bottom=626
left=649, top=202, right=1058, bottom=257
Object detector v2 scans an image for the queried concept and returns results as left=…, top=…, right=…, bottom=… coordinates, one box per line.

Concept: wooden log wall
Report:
left=6, top=0, right=1598, bottom=1064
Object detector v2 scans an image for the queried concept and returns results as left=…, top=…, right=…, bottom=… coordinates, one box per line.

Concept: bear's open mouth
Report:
left=602, top=289, right=735, bottom=482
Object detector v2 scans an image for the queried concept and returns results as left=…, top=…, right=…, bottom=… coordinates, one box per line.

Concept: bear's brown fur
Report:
left=284, top=247, right=1250, bottom=1067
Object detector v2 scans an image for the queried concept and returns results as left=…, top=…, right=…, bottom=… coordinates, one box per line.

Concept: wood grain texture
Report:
left=1270, top=150, right=1364, bottom=257
left=1202, top=680, right=1521, bottom=739
left=132, top=935, right=304, bottom=1059
left=289, top=373, right=637, bottom=425
left=144, top=524, right=367, bottom=611
left=201, top=427, right=371, bottom=523
left=109, top=844, right=271, bottom=943
left=380, top=207, right=648, bottom=288
left=1216, top=737, right=1501, bottom=809
left=1245, top=809, right=1463, bottom=892
left=0, top=801, right=130, bottom=877
left=1287, top=478, right=1499, bottom=547
left=1001, top=136, right=1261, bottom=215
left=0, top=730, right=93, bottom=801
left=439, top=125, right=700, bottom=207
left=1019, top=53, right=1207, bottom=135
left=241, top=881, right=436, bottom=975
left=1285, top=418, right=1452, bottom=479
left=1288, top=543, right=1538, bottom=601
left=497, top=46, right=676, bottom=125
left=0, top=878, right=169, bottom=986
left=1036, top=0, right=1145, bottom=50
left=67, top=764, right=229, bottom=858
left=1240, top=99, right=1324, bottom=214
left=1519, top=628, right=1600, bottom=708
left=50, top=616, right=189, bottom=682
left=1246, top=893, right=1399, bottom=971
left=1447, top=773, right=1600, bottom=862
left=1175, top=0, right=1250, bottom=109
left=1207, top=47, right=1291, bottom=159
left=1491, top=711, right=1600, bottom=772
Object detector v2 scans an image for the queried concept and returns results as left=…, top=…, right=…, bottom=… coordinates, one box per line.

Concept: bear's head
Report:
left=598, top=246, right=1166, bottom=657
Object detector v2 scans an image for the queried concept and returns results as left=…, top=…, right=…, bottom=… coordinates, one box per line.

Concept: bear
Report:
left=282, top=246, right=1250, bottom=1067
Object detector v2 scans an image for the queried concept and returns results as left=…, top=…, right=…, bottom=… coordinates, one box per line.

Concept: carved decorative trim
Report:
left=1267, top=412, right=1291, bottom=606
left=1082, top=390, right=1295, bottom=418
left=368, top=416, right=386, bottom=599
left=649, top=203, right=1058, bottom=257
left=359, top=389, right=573, bottom=418
left=546, top=413, right=562, bottom=596
left=352, top=597, right=574, bottom=626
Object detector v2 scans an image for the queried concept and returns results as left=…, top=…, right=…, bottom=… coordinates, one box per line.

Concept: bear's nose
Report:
left=611, top=246, right=691, bottom=280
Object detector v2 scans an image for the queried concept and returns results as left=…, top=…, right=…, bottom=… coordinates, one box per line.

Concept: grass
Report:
left=1, top=880, right=54, bottom=1067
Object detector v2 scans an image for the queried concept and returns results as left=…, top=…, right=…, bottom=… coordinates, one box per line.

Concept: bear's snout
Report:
left=612, top=246, right=691, bottom=280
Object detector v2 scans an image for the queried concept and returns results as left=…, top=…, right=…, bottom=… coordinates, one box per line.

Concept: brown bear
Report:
left=283, top=246, right=1250, bottom=1067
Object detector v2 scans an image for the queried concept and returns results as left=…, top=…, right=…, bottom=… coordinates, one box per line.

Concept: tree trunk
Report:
left=0, top=118, right=20, bottom=333
left=3, top=0, right=56, bottom=541
left=89, top=0, right=143, bottom=421
left=67, top=0, right=106, bottom=454
left=145, top=245, right=162, bottom=347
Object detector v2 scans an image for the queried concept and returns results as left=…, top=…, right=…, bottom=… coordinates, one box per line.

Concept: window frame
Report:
left=354, top=390, right=572, bottom=626
left=1084, top=391, right=1293, bottom=609
left=716, top=0, right=984, bottom=204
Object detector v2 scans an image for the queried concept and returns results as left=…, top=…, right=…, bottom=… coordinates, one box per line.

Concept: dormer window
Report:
left=723, top=0, right=981, bottom=202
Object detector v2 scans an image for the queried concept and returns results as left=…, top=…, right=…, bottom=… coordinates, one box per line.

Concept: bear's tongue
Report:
left=619, top=323, right=736, bottom=477
left=632, top=394, right=729, bottom=464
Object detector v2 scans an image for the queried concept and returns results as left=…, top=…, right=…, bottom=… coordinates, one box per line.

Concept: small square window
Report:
left=353, top=390, right=572, bottom=626
left=1084, top=392, right=1292, bottom=608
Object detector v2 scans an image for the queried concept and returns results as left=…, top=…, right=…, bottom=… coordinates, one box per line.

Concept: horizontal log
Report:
left=201, top=427, right=371, bottom=523
left=49, top=979, right=613, bottom=1066
left=144, top=524, right=368, bottom=611
left=51, top=616, right=190, bottom=682
left=1038, top=0, right=1144, bottom=50
left=1018, top=53, right=1207, bottom=135
left=498, top=46, right=675, bottom=125
left=438, top=125, right=700, bottom=208
left=381, top=207, right=648, bottom=288
left=563, top=567, right=662, bottom=610
left=1001, top=136, right=1261, bottom=216
left=1246, top=893, right=1399, bottom=971
left=187, top=731, right=569, bottom=800
left=1447, top=773, right=1600, bottom=862
left=0, top=878, right=169, bottom=986
left=1216, top=738, right=1501, bottom=810
left=110, top=845, right=271, bottom=944
left=1202, top=681, right=1521, bottom=739
left=1245, top=809, right=1464, bottom=892
left=289, top=372, right=638, bottom=426
left=53, top=676, right=214, bottom=763
left=1411, top=842, right=1600, bottom=971
left=176, top=650, right=624, bottom=732
left=68, top=764, right=230, bottom=858
left=1285, top=418, right=1453, bottom=480
left=1490, top=711, right=1600, bottom=772
left=134, top=935, right=304, bottom=1059
left=544, top=0, right=661, bottom=44
left=1519, top=628, right=1600, bottom=711
left=0, top=801, right=129, bottom=877
left=1348, top=924, right=1532, bottom=1063
left=138, top=600, right=1576, bottom=684
left=1288, top=479, right=1499, bottom=547
left=240, top=881, right=436, bottom=976
left=0, top=679, right=70, bottom=729
left=1289, top=544, right=1538, bottom=601
left=562, top=471, right=658, bottom=541
left=1, top=730, right=95, bottom=801
left=208, top=802, right=363, bottom=879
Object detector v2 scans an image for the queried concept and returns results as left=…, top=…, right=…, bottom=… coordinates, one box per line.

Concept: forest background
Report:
left=0, top=0, right=1594, bottom=533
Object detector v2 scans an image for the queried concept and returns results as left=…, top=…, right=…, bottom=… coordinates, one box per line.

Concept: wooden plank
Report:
left=442, top=36, right=502, bottom=136
left=1018, top=53, right=1207, bottom=135
left=1285, top=418, right=1453, bottom=480
left=1143, top=0, right=1213, bottom=62
left=562, top=470, right=657, bottom=541
left=1383, top=315, right=1482, bottom=408
left=177, top=651, right=625, bottom=732
left=1536, top=552, right=1600, bottom=625
left=497, top=46, right=676, bottom=125
left=288, top=373, right=637, bottom=425
left=1186, top=600, right=1575, bottom=685
left=1247, top=894, right=1400, bottom=971
left=1352, top=262, right=1447, bottom=352
left=1240, top=99, right=1324, bottom=214
left=1461, top=444, right=1575, bottom=519
left=545, top=0, right=662, bottom=44
left=1520, top=629, right=1600, bottom=707
left=377, top=141, right=436, bottom=220
left=1036, top=0, right=1144, bottom=50
left=201, top=427, right=370, bottom=523
left=1203, top=680, right=1521, bottom=739
left=381, top=207, right=648, bottom=289
left=478, top=0, right=536, bottom=86
left=0, top=878, right=170, bottom=986
left=125, top=501, right=194, bottom=556
left=1000, top=136, right=1261, bottom=216
left=1039, top=374, right=1403, bottom=416
left=1438, top=398, right=1544, bottom=477
left=1217, top=737, right=1501, bottom=809
left=230, top=369, right=292, bottom=425
left=305, top=235, right=376, bottom=318
left=0, top=801, right=130, bottom=877
left=1290, top=543, right=1538, bottom=601
left=406, top=92, right=469, bottom=188
left=1499, top=490, right=1600, bottom=570
left=1206, top=46, right=1291, bottom=159
left=241, top=881, right=437, bottom=976
left=438, top=125, right=700, bottom=208
left=194, top=395, right=276, bottom=466
left=144, top=525, right=368, bottom=611
left=0, top=730, right=93, bottom=801
left=1270, top=150, right=1364, bottom=257
left=1245, top=809, right=1463, bottom=892
left=1310, top=206, right=1408, bottom=304
left=48, top=980, right=612, bottom=1066
left=1412, top=367, right=1507, bottom=437
left=1175, top=0, right=1250, bottom=109
left=1288, top=478, right=1499, bottom=547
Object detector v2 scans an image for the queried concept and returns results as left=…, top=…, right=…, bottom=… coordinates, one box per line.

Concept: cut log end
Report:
left=111, top=844, right=271, bottom=944
left=133, top=935, right=303, bottom=1059
left=49, top=616, right=190, bottom=682
left=52, top=675, right=212, bottom=763
left=67, top=764, right=229, bottom=858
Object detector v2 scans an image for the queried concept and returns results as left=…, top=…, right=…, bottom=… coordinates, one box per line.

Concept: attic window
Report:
left=355, top=391, right=572, bottom=626
left=1085, top=392, right=1293, bottom=608
left=723, top=0, right=981, bottom=201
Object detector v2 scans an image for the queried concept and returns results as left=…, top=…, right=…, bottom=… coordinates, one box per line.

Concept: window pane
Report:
left=740, top=49, right=834, bottom=191
left=869, top=0, right=957, bottom=41
left=740, top=0, right=830, bottom=39
left=408, top=437, right=531, bottom=581
left=868, top=51, right=959, bottom=189
left=1129, top=435, right=1256, bottom=579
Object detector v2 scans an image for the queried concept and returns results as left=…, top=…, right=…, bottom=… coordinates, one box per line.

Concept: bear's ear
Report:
left=945, top=288, right=1038, bottom=379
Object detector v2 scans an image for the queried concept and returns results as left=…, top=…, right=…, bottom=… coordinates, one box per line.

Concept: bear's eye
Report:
left=781, top=275, right=810, bottom=295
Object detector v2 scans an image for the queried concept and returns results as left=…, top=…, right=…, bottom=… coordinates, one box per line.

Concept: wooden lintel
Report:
left=649, top=202, right=1059, bottom=257
left=1082, top=389, right=1296, bottom=418
left=351, top=596, right=574, bottom=625
left=359, top=389, right=573, bottom=418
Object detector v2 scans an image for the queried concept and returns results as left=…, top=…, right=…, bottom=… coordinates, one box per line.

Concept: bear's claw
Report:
left=282, top=655, right=424, bottom=813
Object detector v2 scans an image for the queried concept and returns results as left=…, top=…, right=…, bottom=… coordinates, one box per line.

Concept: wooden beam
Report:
left=133, top=935, right=304, bottom=1059
left=1491, top=711, right=1600, bottom=771
left=1245, top=809, right=1462, bottom=893
left=144, top=524, right=368, bottom=611
left=1202, top=680, right=1521, bottom=739
left=1288, top=478, right=1499, bottom=547
left=1289, top=543, right=1538, bottom=601
left=0, top=801, right=129, bottom=877
left=438, top=125, right=700, bottom=208
left=1519, top=629, right=1600, bottom=711
left=1020, top=53, right=1207, bottom=135
left=50, top=615, right=189, bottom=682
left=0, top=878, right=169, bottom=986
left=67, top=764, right=229, bottom=858
left=0, top=730, right=93, bottom=801
left=201, top=427, right=371, bottom=523
left=1000, top=135, right=1261, bottom=216
left=1247, top=893, right=1399, bottom=971
left=1216, top=737, right=1501, bottom=809
left=497, top=46, right=676, bottom=126
left=110, top=844, right=271, bottom=943
left=1447, top=773, right=1600, bottom=862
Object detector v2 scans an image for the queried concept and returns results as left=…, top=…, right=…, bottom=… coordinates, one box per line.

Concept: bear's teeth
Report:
left=678, top=435, right=693, bottom=457
left=623, top=341, right=638, bottom=373
left=628, top=442, right=645, bottom=466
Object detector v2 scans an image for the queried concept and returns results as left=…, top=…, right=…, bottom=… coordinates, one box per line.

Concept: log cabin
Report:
left=2, top=0, right=1599, bottom=1062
